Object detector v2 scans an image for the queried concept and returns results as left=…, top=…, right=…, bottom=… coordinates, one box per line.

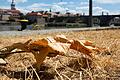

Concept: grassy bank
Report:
left=0, top=29, right=120, bottom=80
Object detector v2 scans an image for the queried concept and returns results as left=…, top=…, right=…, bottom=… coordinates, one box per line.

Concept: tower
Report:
left=11, top=0, right=16, bottom=10
left=89, top=0, right=93, bottom=27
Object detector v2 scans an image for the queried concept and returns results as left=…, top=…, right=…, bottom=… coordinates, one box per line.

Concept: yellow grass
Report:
left=0, top=29, right=120, bottom=80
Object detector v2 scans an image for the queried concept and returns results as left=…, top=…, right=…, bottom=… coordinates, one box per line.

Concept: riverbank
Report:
left=0, top=26, right=119, bottom=37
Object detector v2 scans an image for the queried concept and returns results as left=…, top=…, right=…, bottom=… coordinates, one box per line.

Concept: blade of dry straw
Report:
left=30, top=64, right=40, bottom=80
left=80, top=71, right=82, bottom=80
left=61, top=74, right=71, bottom=80
left=55, top=61, right=64, bottom=80
left=21, top=63, right=33, bottom=80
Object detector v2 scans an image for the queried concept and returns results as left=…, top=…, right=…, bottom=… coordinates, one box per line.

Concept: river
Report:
left=0, top=25, right=22, bottom=31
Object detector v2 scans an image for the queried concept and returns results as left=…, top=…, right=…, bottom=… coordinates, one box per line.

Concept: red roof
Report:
left=27, top=12, right=42, bottom=16
left=0, top=9, right=20, bottom=13
left=7, top=9, right=20, bottom=13
left=42, top=14, right=48, bottom=17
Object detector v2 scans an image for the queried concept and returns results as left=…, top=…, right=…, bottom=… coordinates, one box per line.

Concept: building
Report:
left=0, top=0, right=21, bottom=22
left=26, top=11, right=49, bottom=23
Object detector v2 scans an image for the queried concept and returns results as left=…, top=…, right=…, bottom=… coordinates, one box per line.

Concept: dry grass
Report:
left=0, top=29, right=120, bottom=80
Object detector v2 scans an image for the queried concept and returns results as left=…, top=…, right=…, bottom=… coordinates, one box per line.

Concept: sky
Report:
left=0, top=0, right=120, bottom=15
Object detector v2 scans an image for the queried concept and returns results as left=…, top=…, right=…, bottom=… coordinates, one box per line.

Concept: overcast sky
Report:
left=0, top=0, right=120, bottom=15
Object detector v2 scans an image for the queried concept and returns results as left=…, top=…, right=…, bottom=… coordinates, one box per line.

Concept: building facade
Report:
left=0, top=0, right=21, bottom=22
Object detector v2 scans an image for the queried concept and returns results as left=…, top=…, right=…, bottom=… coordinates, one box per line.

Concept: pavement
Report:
left=0, top=26, right=119, bottom=37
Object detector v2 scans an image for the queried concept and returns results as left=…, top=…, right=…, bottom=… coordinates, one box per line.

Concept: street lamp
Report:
left=89, top=0, right=93, bottom=27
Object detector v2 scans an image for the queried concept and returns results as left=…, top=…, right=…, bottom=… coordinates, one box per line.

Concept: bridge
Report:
left=81, top=14, right=120, bottom=26
left=47, top=14, right=120, bottom=27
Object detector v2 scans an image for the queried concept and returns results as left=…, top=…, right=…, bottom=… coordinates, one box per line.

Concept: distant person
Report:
left=18, top=19, right=28, bottom=31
